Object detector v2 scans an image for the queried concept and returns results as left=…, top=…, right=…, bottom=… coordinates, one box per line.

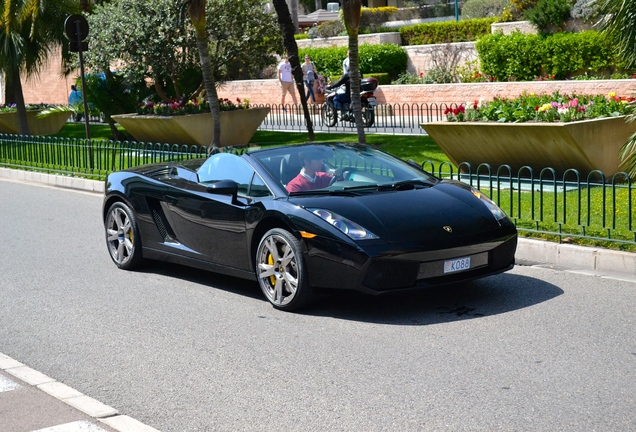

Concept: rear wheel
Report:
left=362, top=106, right=375, bottom=127
left=105, top=202, right=143, bottom=270
left=321, top=103, right=337, bottom=127
left=256, top=228, right=313, bottom=311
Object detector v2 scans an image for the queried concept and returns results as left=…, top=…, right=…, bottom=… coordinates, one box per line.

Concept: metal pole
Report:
left=455, top=0, right=459, bottom=21
left=74, top=17, right=93, bottom=169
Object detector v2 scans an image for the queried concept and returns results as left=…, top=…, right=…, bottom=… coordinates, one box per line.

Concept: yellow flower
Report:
left=608, top=92, right=617, bottom=97
left=538, top=103, right=552, bottom=112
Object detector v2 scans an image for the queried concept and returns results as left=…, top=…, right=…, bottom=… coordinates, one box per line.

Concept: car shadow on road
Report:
left=305, top=272, right=563, bottom=325
left=141, top=261, right=562, bottom=326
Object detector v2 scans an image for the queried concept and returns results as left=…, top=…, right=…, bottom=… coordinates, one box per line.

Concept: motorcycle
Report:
left=321, top=77, right=378, bottom=128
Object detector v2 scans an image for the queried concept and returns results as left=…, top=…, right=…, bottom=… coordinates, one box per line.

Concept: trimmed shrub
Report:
left=399, top=18, right=496, bottom=45
left=476, top=30, right=630, bottom=81
left=299, top=44, right=407, bottom=80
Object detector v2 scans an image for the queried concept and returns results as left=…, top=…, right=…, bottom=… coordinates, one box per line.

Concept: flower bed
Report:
left=114, top=97, right=269, bottom=147
left=443, top=92, right=635, bottom=123
left=136, top=97, right=250, bottom=116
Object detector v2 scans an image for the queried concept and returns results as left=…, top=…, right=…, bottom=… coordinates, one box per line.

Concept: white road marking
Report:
left=0, top=373, right=19, bottom=392
left=32, top=421, right=109, bottom=432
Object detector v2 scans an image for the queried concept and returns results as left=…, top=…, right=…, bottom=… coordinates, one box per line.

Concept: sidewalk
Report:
left=0, top=353, right=158, bottom=432
left=2, top=166, right=636, bottom=281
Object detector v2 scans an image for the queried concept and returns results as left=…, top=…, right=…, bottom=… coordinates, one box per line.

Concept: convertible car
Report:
left=103, top=142, right=517, bottom=311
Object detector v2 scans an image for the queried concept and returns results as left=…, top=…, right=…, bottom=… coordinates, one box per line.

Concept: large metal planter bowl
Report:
left=0, top=110, right=71, bottom=135
left=422, top=116, right=636, bottom=176
left=112, top=107, right=270, bottom=147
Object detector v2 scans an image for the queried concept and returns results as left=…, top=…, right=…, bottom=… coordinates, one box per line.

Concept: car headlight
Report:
left=471, top=188, right=508, bottom=221
left=308, top=208, right=379, bottom=240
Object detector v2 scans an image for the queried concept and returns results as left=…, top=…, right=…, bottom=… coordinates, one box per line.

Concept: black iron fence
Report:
left=254, top=102, right=454, bottom=134
left=1, top=133, right=634, bottom=249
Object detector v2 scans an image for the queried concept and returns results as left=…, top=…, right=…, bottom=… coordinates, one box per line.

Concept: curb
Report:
left=2, top=167, right=635, bottom=279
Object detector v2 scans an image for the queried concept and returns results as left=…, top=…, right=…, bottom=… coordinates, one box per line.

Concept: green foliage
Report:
left=399, top=18, right=497, bottom=45
left=299, top=44, right=407, bottom=80
left=82, top=72, right=147, bottom=119
left=476, top=31, right=543, bottom=80
left=84, top=0, right=281, bottom=102
left=461, top=0, right=509, bottom=19
left=476, top=30, right=629, bottom=81
left=316, top=20, right=346, bottom=38
left=523, top=0, right=571, bottom=34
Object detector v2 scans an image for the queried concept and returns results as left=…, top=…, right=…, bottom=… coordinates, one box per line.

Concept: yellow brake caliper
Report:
left=268, top=253, right=276, bottom=286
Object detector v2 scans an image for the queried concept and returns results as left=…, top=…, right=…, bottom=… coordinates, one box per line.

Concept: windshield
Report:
left=250, top=143, right=438, bottom=195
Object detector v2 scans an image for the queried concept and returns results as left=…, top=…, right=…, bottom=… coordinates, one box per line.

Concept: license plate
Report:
left=367, top=97, right=377, bottom=106
left=444, top=257, right=471, bottom=274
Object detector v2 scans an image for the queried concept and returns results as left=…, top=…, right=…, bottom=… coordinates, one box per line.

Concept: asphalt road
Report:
left=1, top=180, right=635, bottom=432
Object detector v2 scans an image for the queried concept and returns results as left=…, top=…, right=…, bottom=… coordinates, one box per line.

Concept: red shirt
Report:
left=286, top=172, right=332, bottom=192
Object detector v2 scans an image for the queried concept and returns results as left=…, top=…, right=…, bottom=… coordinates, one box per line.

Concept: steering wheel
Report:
left=329, top=168, right=350, bottom=186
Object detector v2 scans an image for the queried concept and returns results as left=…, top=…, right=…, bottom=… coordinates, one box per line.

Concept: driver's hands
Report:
left=329, top=167, right=343, bottom=177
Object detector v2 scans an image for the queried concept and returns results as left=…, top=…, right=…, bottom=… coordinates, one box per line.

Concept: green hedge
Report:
left=299, top=44, right=407, bottom=80
left=399, top=18, right=496, bottom=45
left=476, top=30, right=629, bottom=81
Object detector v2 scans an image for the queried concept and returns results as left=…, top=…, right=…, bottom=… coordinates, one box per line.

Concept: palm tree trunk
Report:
left=8, top=65, right=31, bottom=136
left=342, top=0, right=366, bottom=144
left=196, top=33, right=222, bottom=152
left=273, top=0, right=315, bottom=141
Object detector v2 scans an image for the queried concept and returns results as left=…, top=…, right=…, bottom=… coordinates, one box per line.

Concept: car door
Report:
left=162, top=153, right=259, bottom=270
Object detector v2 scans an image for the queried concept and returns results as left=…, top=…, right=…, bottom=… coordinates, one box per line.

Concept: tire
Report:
left=321, top=103, right=337, bottom=127
left=362, top=106, right=375, bottom=128
left=255, top=228, right=313, bottom=311
left=105, top=201, right=143, bottom=270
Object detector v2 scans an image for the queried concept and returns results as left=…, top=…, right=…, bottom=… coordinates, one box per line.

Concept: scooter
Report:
left=321, top=77, right=378, bottom=128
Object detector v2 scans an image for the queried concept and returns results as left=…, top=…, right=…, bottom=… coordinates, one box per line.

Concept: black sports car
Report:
left=103, top=142, right=517, bottom=311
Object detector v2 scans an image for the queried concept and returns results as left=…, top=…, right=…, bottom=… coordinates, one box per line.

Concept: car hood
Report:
left=289, top=182, right=509, bottom=245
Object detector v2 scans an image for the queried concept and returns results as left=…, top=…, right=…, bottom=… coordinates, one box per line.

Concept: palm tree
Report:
left=599, top=0, right=636, bottom=176
left=341, top=0, right=366, bottom=144
left=0, top=0, right=78, bottom=135
left=179, top=0, right=222, bottom=152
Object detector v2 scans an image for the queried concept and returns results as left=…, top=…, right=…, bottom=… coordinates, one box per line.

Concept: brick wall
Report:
left=217, top=78, right=636, bottom=106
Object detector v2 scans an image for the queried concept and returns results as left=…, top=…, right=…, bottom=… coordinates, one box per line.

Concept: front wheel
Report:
left=321, top=103, right=337, bottom=127
left=105, top=201, right=143, bottom=270
left=256, top=228, right=313, bottom=311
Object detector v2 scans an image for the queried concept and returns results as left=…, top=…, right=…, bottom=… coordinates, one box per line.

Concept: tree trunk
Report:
left=315, top=0, right=322, bottom=11
left=342, top=0, right=366, bottom=144
left=7, top=65, right=31, bottom=136
left=185, top=0, right=222, bottom=153
left=273, top=0, right=315, bottom=141
left=290, top=0, right=299, bottom=33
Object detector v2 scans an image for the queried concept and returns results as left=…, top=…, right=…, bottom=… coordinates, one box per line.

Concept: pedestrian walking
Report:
left=302, top=55, right=318, bottom=104
left=277, top=55, right=297, bottom=111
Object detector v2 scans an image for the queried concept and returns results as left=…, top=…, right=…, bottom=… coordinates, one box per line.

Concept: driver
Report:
left=286, top=150, right=334, bottom=193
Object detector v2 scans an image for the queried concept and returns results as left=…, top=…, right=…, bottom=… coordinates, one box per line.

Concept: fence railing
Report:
left=254, top=102, right=455, bottom=134
left=1, top=134, right=634, bottom=249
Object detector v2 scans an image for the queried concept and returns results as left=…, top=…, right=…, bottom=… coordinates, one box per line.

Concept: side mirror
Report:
left=206, top=179, right=239, bottom=203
